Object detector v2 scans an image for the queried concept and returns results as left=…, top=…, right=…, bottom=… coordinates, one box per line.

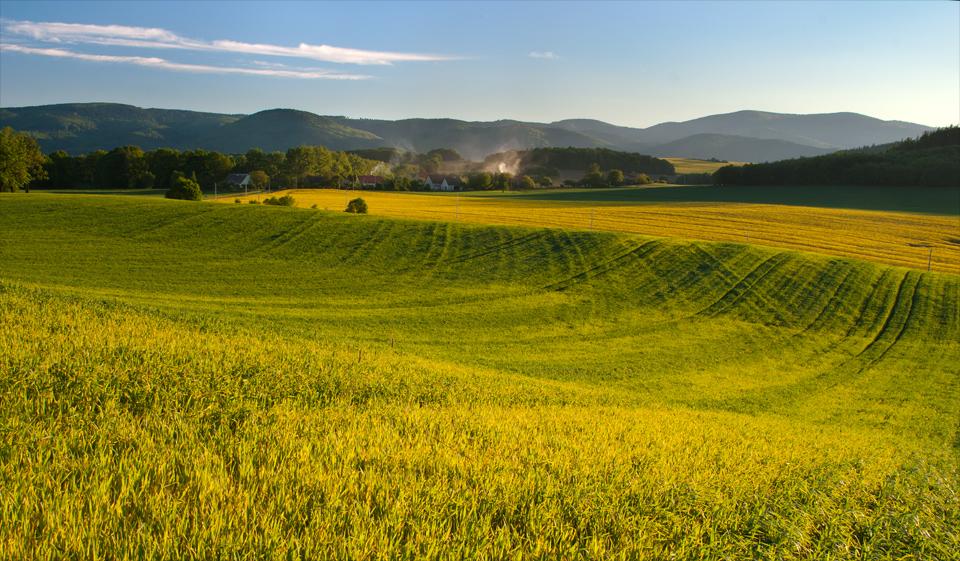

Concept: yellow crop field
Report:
left=664, top=158, right=745, bottom=174
left=222, top=189, right=960, bottom=273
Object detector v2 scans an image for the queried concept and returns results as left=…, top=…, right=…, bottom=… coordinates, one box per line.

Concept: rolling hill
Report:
left=647, top=133, right=835, bottom=162
left=0, top=102, right=936, bottom=162
left=1, top=193, right=957, bottom=556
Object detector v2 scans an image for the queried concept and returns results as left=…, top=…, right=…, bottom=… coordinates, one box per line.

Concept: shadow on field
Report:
left=487, top=185, right=960, bottom=215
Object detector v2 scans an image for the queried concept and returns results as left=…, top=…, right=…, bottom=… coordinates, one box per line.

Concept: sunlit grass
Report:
left=222, top=188, right=960, bottom=273
left=1, top=193, right=958, bottom=558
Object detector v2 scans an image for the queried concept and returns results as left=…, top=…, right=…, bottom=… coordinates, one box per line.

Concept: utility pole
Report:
left=456, top=195, right=459, bottom=219
left=590, top=208, right=594, bottom=230
left=928, top=248, right=932, bottom=272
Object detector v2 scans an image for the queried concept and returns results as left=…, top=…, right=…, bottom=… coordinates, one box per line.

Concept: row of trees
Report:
left=4, top=127, right=686, bottom=194
left=5, top=140, right=386, bottom=193
left=713, top=126, right=959, bottom=188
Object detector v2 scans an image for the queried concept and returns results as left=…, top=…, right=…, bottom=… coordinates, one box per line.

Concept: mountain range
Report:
left=0, top=103, right=935, bottom=163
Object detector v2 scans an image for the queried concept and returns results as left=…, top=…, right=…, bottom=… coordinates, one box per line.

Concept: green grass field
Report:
left=1, top=193, right=958, bottom=559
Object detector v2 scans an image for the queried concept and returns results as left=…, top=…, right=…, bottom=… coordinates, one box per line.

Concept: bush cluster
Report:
left=345, top=197, right=368, bottom=213
left=263, top=195, right=296, bottom=206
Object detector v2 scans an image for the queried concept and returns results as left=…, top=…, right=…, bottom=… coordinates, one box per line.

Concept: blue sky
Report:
left=1, top=1, right=957, bottom=128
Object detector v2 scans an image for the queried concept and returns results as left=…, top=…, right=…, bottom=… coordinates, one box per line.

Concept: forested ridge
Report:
left=487, top=147, right=676, bottom=176
left=713, top=126, right=959, bottom=187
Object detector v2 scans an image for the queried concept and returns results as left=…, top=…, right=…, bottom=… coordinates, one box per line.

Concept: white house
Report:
left=224, top=173, right=251, bottom=187
left=424, top=174, right=462, bottom=191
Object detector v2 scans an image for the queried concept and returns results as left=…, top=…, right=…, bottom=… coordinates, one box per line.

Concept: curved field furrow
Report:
left=854, top=271, right=919, bottom=361
left=244, top=213, right=320, bottom=257
left=541, top=240, right=662, bottom=292
left=339, top=218, right=396, bottom=267
left=444, top=230, right=551, bottom=267
left=783, top=265, right=857, bottom=341
left=692, top=253, right=791, bottom=319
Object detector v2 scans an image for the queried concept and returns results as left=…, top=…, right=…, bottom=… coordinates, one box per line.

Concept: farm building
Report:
left=223, top=173, right=251, bottom=187
left=424, top=175, right=462, bottom=191
left=356, top=175, right=385, bottom=188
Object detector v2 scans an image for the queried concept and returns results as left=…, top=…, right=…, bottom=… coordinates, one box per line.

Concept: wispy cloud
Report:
left=2, top=20, right=455, bottom=65
left=530, top=51, right=559, bottom=59
left=0, top=44, right=370, bottom=79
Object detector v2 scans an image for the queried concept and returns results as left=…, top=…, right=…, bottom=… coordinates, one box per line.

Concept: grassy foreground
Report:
left=1, top=193, right=959, bottom=559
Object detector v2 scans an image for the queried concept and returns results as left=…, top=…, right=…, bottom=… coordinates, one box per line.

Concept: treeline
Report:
left=345, top=147, right=463, bottom=173
left=486, top=147, right=676, bottom=176
left=35, top=144, right=386, bottom=192
left=713, top=126, right=959, bottom=188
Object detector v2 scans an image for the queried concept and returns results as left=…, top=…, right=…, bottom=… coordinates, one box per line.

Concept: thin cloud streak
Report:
left=0, top=44, right=371, bottom=79
left=530, top=51, right=559, bottom=59
left=2, top=19, right=455, bottom=65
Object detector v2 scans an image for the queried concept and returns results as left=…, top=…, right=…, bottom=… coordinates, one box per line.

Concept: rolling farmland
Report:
left=222, top=187, right=960, bottom=273
left=1, top=193, right=958, bottom=559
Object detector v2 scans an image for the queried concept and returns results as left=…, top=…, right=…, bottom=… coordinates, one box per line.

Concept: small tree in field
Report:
left=165, top=176, right=202, bottom=201
left=345, top=197, right=368, bottom=214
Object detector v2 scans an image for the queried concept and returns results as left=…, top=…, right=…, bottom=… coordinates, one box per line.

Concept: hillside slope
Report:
left=2, top=194, right=957, bottom=557
left=196, top=109, right=385, bottom=153
left=0, top=102, right=241, bottom=153
left=648, top=133, right=835, bottom=162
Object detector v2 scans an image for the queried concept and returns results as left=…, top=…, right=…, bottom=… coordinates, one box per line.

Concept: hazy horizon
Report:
left=1, top=0, right=958, bottom=129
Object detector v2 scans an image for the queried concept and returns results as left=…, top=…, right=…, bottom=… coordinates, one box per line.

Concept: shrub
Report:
left=165, top=176, right=202, bottom=201
left=345, top=197, right=368, bottom=214
left=263, top=195, right=296, bottom=207
left=235, top=198, right=242, bottom=203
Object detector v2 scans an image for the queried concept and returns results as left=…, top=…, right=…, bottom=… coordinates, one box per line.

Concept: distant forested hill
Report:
left=713, top=126, right=960, bottom=187
left=0, top=103, right=241, bottom=154
left=0, top=103, right=937, bottom=163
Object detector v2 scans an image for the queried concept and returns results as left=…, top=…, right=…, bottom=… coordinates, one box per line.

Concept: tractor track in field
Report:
left=442, top=231, right=553, bottom=268
left=341, top=220, right=394, bottom=266
left=782, top=265, right=857, bottom=344
left=793, top=269, right=917, bottom=393
left=691, top=253, right=792, bottom=320
left=847, top=271, right=921, bottom=373
left=687, top=263, right=860, bottom=371
left=246, top=215, right=321, bottom=258
left=540, top=240, right=663, bottom=292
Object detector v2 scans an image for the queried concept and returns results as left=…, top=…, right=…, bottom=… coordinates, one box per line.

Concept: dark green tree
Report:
left=42, top=150, right=79, bottom=189
left=95, top=146, right=147, bottom=189
left=0, top=127, right=47, bottom=192
left=165, top=175, right=202, bottom=201
left=493, top=172, right=514, bottom=192
left=467, top=171, right=493, bottom=191
left=345, top=197, right=368, bottom=213
left=516, top=175, right=536, bottom=189
left=145, top=148, right=183, bottom=190
left=285, top=146, right=316, bottom=187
